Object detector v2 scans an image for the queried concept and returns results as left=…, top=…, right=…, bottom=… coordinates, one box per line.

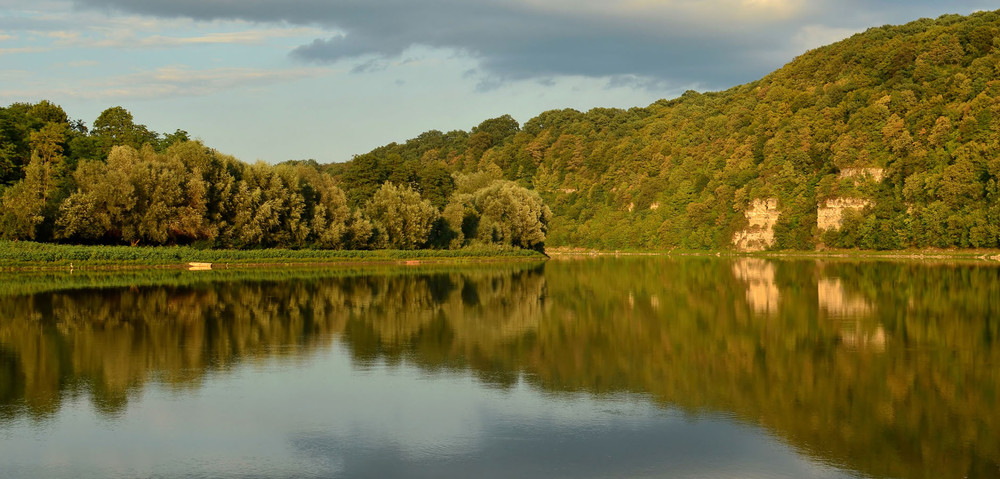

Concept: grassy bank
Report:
left=546, top=246, right=1000, bottom=262
left=0, top=240, right=545, bottom=270
left=0, top=261, right=547, bottom=297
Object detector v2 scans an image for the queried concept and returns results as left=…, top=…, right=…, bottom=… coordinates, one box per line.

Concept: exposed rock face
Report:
left=817, top=198, right=871, bottom=231
left=840, top=167, right=884, bottom=183
left=732, top=198, right=779, bottom=252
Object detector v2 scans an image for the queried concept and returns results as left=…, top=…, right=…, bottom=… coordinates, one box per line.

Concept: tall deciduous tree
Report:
left=363, top=182, right=439, bottom=249
left=92, top=106, right=158, bottom=156
left=472, top=180, right=552, bottom=251
left=0, top=122, right=68, bottom=240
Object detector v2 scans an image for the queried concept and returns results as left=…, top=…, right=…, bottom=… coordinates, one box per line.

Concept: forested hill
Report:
left=333, top=10, right=1000, bottom=250
left=2, top=10, right=999, bottom=251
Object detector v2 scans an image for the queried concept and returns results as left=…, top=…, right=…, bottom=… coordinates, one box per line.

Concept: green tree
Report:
left=472, top=180, right=552, bottom=251
left=92, top=106, right=158, bottom=155
left=363, top=182, right=439, bottom=249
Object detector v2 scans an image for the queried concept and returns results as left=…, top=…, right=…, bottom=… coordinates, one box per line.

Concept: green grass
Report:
left=547, top=245, right=1000, bottom=261
left=0, top=261, right=547, bottom=297
left=0, top=240, right=546, bottom=269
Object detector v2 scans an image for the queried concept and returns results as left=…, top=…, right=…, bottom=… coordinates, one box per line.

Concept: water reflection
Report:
left=0, top=258, right=999, bottom=478
left=732, top=258, right=780, bottom=314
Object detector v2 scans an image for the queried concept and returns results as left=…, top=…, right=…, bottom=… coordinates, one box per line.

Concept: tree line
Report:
left=0, top=103, right=550, bottom=251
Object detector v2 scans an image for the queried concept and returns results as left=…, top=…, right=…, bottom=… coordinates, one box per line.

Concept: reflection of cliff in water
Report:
left=732, top=258, right=780, bottom=314
left=1, top=258, right=999, bottom=479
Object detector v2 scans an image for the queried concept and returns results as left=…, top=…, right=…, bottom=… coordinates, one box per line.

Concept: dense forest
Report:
left=3, top=10, right=1000, bottom=251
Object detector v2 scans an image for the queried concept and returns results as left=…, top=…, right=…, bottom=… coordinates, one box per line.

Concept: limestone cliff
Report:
left=817, top=198, right=872, bottom=231
left=732, top=198, right=779, bottom=252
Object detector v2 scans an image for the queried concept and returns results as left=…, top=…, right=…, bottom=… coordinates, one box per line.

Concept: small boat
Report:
left=188, top=262, right=212, bottom=270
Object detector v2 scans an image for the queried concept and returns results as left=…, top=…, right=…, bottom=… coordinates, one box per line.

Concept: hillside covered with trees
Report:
left=3, top=10, right=1000, bottom=251
left=332, top=10, right=1000, bottom=250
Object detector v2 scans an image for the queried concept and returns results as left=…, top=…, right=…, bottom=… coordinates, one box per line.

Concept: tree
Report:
left=472, top=114, right=520, bottom=145
left=0, top=122, right=69, bottom=240
left=56, top=154, right=136, bottom=242
left=472, top=180, right=552, bottom=251
left=297, top=167, right=353, bottom=248
left=92, top=106, right=158, bottom=155
left=363, top=182, right=439, bottom=249
left=56, top=145, right=211, bottom=245
left=0, top=167, right=46, bottom=240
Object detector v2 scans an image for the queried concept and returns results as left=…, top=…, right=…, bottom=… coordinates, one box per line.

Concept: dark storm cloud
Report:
left=69, top=0, right=998, bottom=89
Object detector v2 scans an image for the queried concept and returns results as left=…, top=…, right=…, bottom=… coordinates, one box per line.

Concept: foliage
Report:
left=363, top=182, right=440, bottom=249
left=0, top=239, right=543, bottom=267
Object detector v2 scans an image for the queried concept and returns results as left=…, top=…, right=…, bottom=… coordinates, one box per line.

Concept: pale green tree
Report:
left=295, top=165, right=352, bottom=248
left=473, top=180, right=552, bottom=250
left=56, top=151, right=136, bottom=241
left=220, top=162, right=308, bottom=248
left=442, top=193, right=477, bottom=249
left=57, top=145, right=211, bottom=245
left=363, top=182, right=439, bottom=249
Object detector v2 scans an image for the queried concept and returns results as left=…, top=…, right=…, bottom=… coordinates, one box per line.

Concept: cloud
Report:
left=0, top=5, right=326, bottom=53
left=0, top=65, right=334, bottom=100
left=131, top=27, right=326, bottom=47
left=0, top=46, right=51, bottom=55
left=64, top=59, right=99, bottom=67
left=64, top=0, right=1000, bottom=90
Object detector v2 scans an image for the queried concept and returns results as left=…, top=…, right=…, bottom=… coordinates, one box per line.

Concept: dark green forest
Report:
left=3, top=10, right=1000, bottom=251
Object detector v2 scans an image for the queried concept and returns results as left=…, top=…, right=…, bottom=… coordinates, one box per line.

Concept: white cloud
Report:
left=3, top=6, right=330, bottom=51
left=0, top=45, right=50, bottom=55
left=0, top=65, right=336, bottom=101
left=65, top=59, right=99, bottom=67
left=127, top=27, right=329, bottom=48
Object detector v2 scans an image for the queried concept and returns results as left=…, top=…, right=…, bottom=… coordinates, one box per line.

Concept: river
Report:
left=0, top=257, right=997, bottom=478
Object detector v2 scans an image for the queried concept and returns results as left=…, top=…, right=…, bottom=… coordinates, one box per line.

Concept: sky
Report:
left=0, top=1, right=995, bottom=164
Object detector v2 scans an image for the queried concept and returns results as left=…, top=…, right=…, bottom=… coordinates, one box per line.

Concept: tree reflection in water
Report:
left=0, top=258, right=997, bottom=479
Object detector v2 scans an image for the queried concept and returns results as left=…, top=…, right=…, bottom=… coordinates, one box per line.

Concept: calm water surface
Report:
left=0, top=257, right=997, bottom=478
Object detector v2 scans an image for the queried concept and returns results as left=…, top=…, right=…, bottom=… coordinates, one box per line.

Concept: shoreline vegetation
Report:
left=0, top=240, right=545, bottom=271
left=547, top=246, right=1000, bottom=262
left=3, top=240, right=999, bottom=272
left=0, top=261, right=547, bottom=297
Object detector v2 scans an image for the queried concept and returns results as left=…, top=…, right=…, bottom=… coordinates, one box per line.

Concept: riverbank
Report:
left=545, top=246, right=1000, bottom=262
left=0, top=240, right=546, bottom=271
left=0, top=260, right=547, bottom=297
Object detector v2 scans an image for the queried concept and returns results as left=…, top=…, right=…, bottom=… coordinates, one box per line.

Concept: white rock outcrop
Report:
left=732, top=198, right=779, bottom=252
left=817, top=198, right=871, bottom=231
